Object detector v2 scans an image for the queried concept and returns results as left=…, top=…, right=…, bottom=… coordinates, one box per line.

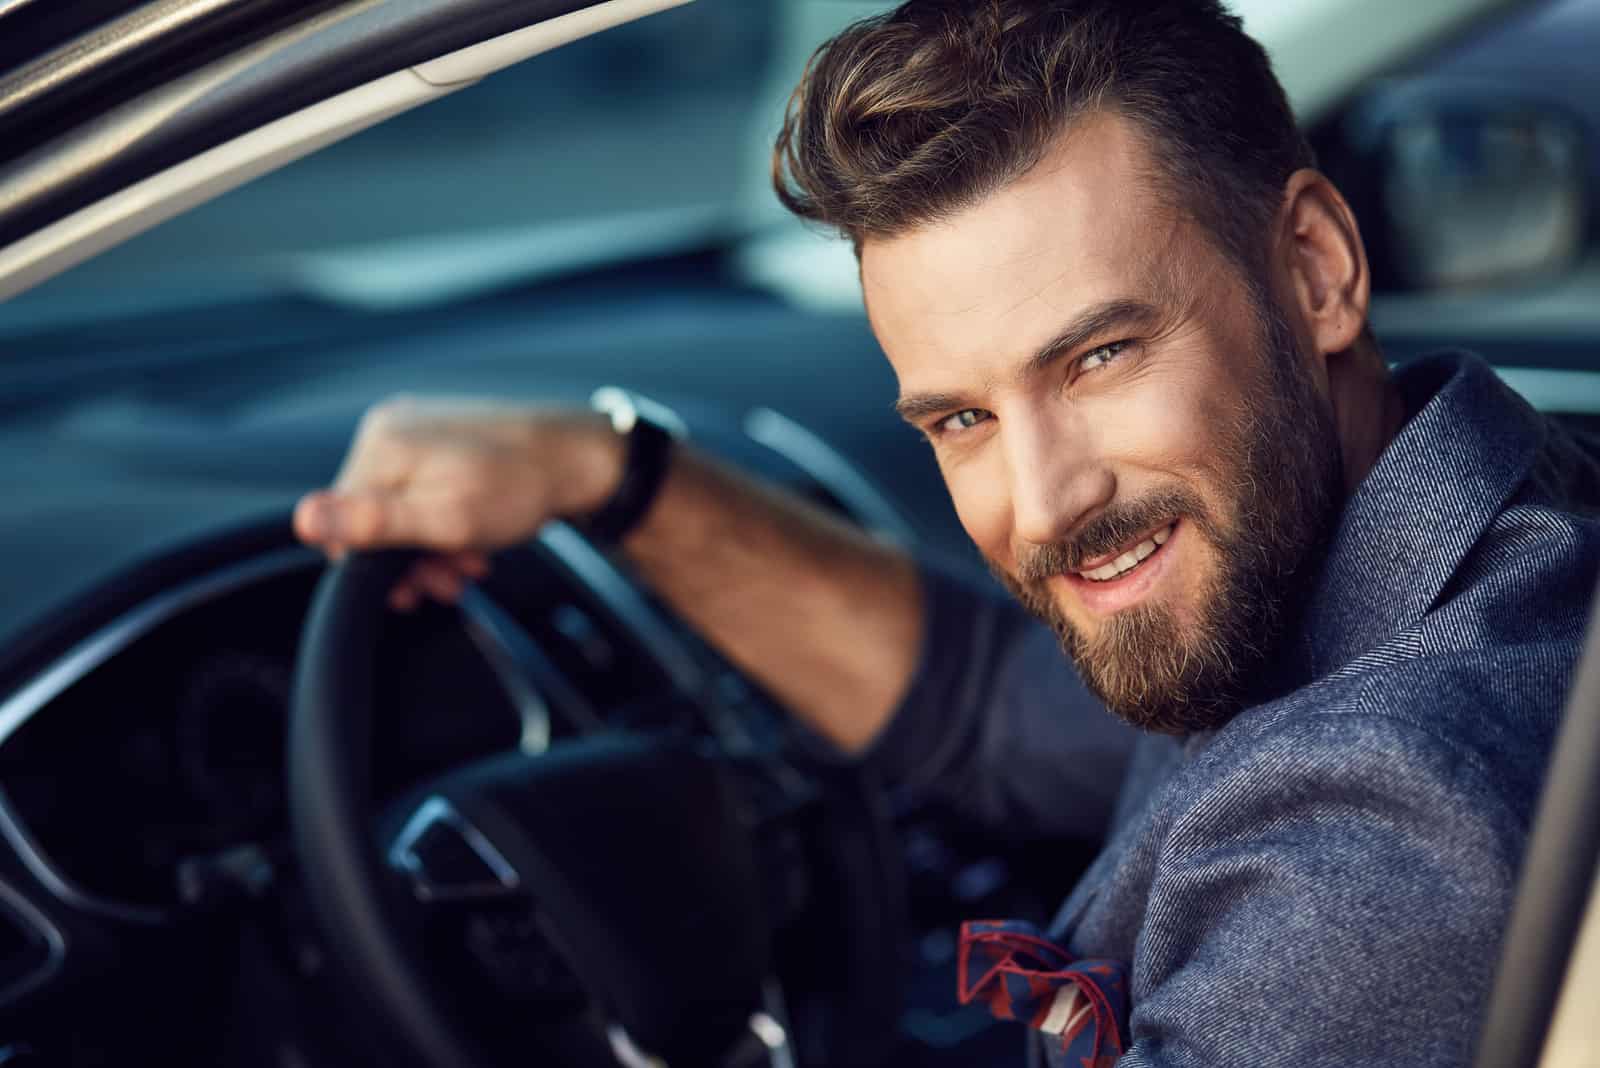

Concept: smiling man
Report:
left=859, top=111, right=1363, bottom=735
left=295, top=1, right=1600, bottom=1065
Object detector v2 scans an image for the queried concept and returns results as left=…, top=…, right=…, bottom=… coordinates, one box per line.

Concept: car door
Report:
left=0, top=0, right=691, bottom=298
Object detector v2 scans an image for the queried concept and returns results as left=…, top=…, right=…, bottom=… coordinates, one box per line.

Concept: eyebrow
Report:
left=892, top=297, right=1163, bottom=425
left=1019, top=298, right=1160, bottom=379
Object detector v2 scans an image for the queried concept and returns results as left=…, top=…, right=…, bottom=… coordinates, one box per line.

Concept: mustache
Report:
left=1013, top=489, right=1207, bottom=581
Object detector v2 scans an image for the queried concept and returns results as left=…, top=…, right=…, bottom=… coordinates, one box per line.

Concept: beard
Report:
left=992, top=293, right=1344, bottom=734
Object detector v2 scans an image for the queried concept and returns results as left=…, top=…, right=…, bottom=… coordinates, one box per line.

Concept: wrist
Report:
left=539, top=410, right=627, bottom=520
left=578, top=389, right=682, bottom=543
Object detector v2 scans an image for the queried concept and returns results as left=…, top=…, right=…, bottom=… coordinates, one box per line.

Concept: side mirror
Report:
left=1333, top=83, right=1591, bottom=292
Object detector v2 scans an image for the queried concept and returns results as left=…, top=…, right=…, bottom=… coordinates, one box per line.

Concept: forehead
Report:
left=860, top=113, right=1192, bottom=380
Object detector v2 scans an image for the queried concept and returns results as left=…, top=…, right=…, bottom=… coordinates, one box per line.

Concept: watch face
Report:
left=591, top=386, right=640, bottom=435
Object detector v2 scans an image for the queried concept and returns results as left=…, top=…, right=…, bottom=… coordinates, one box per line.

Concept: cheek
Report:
left=1084, top=357, right=1236, bottom=489
left=942, top=458, right=1013, bottom=567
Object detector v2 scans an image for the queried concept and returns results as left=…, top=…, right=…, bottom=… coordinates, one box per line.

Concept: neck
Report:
left=1328, top=335, right=1406, bottom=496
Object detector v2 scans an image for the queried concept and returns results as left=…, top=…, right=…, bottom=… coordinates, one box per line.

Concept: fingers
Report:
left=296, top=491, right=494, bottom=611
left=294, top=492, right=336, bottom=547
left=294, top=486, right=479, bottom=554
left=413, top=558, right=467, bottom=601
left=389, top=553, right=492, bottom=613
left=293, top=488, right=388, bottom=549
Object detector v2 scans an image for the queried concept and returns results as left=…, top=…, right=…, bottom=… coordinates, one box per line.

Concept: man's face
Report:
left=863, top=114, right=1343, bottom=733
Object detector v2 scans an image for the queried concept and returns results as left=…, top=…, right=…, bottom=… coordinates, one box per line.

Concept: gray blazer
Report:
left=869, top=351, right=1600, bottom=1066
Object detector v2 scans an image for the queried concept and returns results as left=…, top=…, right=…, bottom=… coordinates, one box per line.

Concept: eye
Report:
left=936, top=408, right=991, bottom=435
left=1079, top=339, right=1133, bottom=372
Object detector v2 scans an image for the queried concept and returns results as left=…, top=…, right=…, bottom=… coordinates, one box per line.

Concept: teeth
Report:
left=1077, top=523, right=1175, bottom=582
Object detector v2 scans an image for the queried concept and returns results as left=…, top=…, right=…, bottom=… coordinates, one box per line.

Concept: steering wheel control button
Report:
left=387, top=797, right=520, bottom=903
left=466, top=909, right=584, bottom=1003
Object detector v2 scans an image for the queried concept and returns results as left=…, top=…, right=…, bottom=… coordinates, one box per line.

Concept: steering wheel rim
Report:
left=288, top=549, right=493, bottom=1068
left=288, top=547, right=907, bottom=1068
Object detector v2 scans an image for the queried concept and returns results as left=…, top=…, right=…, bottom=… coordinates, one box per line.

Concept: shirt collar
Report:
left=1284, top=350, right=1547, bottom=682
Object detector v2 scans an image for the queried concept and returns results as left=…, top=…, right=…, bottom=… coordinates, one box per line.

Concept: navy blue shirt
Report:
left=868, top=352, right=1600, bottom=1066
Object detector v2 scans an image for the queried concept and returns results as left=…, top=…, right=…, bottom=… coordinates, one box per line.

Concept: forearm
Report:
left=617, top=452, right=1131, bottom=836
left=616, top=444, right=924, bottom=753
left=297, top=398, right=926, bottom=754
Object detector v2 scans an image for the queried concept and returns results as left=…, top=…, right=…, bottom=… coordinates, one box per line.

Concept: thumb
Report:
left=295, top=486, right=477, bottom=552
left=294, top=491, right=341, bottom=548
left=293, top=488, right=398, bottom=550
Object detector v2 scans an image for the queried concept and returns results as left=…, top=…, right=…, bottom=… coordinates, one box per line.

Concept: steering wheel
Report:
left=286, top=548, right=904, bottom=1068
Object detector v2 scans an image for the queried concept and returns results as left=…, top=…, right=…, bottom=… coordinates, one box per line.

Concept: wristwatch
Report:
left=580, top=387, right=684, bottom=544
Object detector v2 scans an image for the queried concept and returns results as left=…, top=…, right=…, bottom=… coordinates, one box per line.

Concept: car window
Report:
left=1321, top=0, right=1600, bottom=380
left=0, top=0, right=779, bottom=331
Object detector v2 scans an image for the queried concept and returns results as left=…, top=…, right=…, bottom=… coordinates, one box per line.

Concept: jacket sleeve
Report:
left=859, top=560, right=1137, bottom=842
left=1117, top=712, right=1522, bottom=1068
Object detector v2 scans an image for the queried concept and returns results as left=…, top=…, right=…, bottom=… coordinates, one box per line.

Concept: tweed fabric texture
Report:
left=869, top=351, right=1600, bottom=1066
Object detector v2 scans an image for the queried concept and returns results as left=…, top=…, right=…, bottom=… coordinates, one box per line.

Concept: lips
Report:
left=1075, top=523, right=1175, bottom=583
left=1049, top=519, right=1186, bottom=619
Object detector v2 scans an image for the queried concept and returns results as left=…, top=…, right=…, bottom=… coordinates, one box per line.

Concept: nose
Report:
left=1003, top=404, right=1112, bottom=547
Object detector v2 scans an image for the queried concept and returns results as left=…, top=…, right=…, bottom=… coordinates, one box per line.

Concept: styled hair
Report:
left=772, top=0, right=1315, bottom=274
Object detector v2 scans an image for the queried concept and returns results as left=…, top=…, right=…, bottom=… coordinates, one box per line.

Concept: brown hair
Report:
left=773, top=0, right=1315, bottom=275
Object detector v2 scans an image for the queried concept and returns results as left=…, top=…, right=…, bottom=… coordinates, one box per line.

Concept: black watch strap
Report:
left=580, top=388, right=681, bottom=544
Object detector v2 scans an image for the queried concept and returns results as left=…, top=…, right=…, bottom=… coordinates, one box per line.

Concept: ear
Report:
left=1277, top=169, right=1370, bottom=358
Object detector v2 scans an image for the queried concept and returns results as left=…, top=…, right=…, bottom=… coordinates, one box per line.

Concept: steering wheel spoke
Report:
left=387, top=796, right=523, bottom=905
left=290, top=548, right=905, bottom=1068
left=458, top=584, right=606, bottom=747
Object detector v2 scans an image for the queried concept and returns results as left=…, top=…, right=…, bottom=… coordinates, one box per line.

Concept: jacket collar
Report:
left=1283, top=350, right=1547, bottom=683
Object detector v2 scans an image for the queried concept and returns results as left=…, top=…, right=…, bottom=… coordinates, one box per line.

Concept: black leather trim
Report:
left=0, top=0, right=158, bottom=77
left=289, top=548, right=487, bottom=1068
left=0, top=0, right=348, bottom=154
left=0, top=0, right=606, bottom=248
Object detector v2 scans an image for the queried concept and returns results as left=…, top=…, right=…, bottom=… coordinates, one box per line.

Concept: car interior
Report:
left=0, top=0, right=1596, bottom=1065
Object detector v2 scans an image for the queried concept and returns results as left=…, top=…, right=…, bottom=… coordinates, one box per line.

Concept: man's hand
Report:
left=293, top=397, right=620, bottom=611
left=294, top=393, right=923, bottom=752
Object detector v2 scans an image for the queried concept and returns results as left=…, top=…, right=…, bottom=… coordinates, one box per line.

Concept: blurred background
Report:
left=3, top=0, right=1597, bottom=350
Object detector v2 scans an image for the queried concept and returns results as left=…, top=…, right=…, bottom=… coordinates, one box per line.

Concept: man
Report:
left=295, top=1, right=1600, bottom=1064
